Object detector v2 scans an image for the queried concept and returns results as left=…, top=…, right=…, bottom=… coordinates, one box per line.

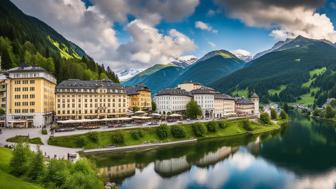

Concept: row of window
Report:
left=14, top=87, right=35, bottom=92
left=14, top=80, right=35, bottom=84
left=14, top=102, right=35, bottom=106
left=57, top=88, right=125, bottom=93
left=14, top=94, right=35, bottom=99
left=14, top=109, right=35, bottom=113
left=58, top=98, right=126, bottom=103
left=57, top=103, right=127, bottom=108
left=57, top=108, right=126, bottom=115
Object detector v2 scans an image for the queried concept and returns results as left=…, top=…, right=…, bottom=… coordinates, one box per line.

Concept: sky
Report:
left=10, top=0, right=336, bottom=72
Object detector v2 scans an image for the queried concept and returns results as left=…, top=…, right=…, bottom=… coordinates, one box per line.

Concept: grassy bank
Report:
left=0, top=147, right=44, bottom=189
left=6, top=135, right=43, bottom=145
left=48, top=119, right=281, bottom=149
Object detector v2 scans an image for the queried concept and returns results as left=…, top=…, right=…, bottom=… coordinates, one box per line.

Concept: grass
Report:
left=0, top=147, right=44, bottom=189
left=268, top=85, right=287, bottom=96
left=48, top=36, right=80, bottom=60
left=6, top=135, right=43, bottom=145
left=232, top=88, right=249, bottom=97
left=48, top=119, right=280, bottom=149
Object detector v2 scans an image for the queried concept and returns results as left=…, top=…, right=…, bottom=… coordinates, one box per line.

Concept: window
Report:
left=30, top=80, right=35, bottom=84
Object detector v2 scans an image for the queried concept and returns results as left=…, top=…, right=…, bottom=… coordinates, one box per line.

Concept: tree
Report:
left=151, top=101, right=157, bottom=112
left=28, top=149, right=45, bottom=181
left=242, top=120, right=252, bottom=131
left=156, top=124, right=169, bottom=139
left=283, top=103, right=289, bottom=113
left=111, top=133, right=124, bottom=144
left=10, top=143, right=32, bottom=176
left=325, top=105, right=335, bottom=119
left=170, top=126, right=186, bottom=138
left=260, top=112, right=271, bottom=124
left=192, top=123, right=206, bottom=137
left=43, top=160, right=70, bottom=188
left=313, top=109, right=323, bottom=117
left=270, top=108, right=278, bottom=120
left=0, top=108, right=5, bottom=115
left=280, top=110, right=288, bottom=120
left=186, top=100, right=202, bottom=119
left=206, top=121, right=218, bottom=133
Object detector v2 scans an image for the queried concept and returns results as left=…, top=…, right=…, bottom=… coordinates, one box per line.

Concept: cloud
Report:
left=11, top=0, right=199, bottom=71
left=214, top=0, right=336, bottom=42
left=208, top=42, right=216, bottom=48
left=195, top=21, right=218, bottom=33
left=116, top=19, right=196, bottom=69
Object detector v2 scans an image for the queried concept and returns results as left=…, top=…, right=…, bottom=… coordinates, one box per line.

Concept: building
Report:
left=126, top=83, right=152, bottom=111
left=6, top=66, right=56, bottom=128
left=191, top=87, right=217, bottom=118
left=177, top=81, right=202, bottom=92
left=251, top=93, right=260, bottom=116
left=55, top=79, right=127, bottom=120
left=235, top=98, right=256, bottom=115
left=155, top=88, right=192, bottom=115
left=214, top=93, right=236, bottom=118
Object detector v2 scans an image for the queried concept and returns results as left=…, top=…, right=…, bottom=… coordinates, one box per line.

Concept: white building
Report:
left=191, top=87, right=216, bottom=118
left=155, top=88, right=192, bottom=115
left=214, top=93, right=236, bottom=118
left=177, top=81, right=202, bottom=92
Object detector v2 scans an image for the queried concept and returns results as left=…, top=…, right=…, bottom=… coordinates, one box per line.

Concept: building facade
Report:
left=155, top=88, right=192, bottom=115
left=214, top=94, right=236, bottom=118
left=55, top=79, right=127, bottom=120
left=126, top=84, right=152, bottom=111
left=192, top=87, right=216, bottom=118
left=6, top=66, right=56, bottom=128
left=235, top=98, right=256, bottom=115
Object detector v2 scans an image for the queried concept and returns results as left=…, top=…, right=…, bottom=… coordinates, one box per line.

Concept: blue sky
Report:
left=11, top=0, right=336, bottom=71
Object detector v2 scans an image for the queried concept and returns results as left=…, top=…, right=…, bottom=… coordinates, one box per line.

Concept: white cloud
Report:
left=208, top=42, right=216, bottom=48
left=11, top=0, right=199, bottom=71
left=215, top=0, right=336, bottom=42
left=195, top=21, right=218, bottom=33
left=116, top=19, right=196, bottom=69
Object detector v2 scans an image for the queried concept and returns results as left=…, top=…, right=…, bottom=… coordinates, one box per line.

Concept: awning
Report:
left=169, top=113, right=182, bottom=117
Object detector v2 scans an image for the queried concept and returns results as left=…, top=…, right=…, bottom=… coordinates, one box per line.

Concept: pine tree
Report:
left=28, top=149, right=45, bottom=181
left=10, top=143, right=30, bottom=176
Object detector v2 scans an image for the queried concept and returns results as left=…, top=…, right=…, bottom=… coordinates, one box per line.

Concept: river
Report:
left=86, top=113, right=336, bottom=189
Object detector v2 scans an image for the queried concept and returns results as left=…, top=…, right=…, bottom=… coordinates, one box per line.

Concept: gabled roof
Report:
left=56, top=79, right=123, bottom=90
left=126, top=84, right=151, bottom=95
left=235, top=97, right=254, bottom=105
left=215, top=93, right=234, bottom=100
left=156, top=88, right=192, bottom=97
left=191, top=87, right=217, bottom=95
left=251, top=92, right=259, bottom=98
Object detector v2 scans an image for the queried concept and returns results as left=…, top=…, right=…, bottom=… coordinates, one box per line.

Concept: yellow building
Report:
left=6, top=66, right=56, bottom=128
left=126, top=84, right=152, bottom=111
left=55, top=79, right=128, bottom=120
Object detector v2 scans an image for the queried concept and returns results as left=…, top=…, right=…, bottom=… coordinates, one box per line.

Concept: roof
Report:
left=7, top=66, right=46, bottom=73
left=126, top=83, right=151, bottom=95
left=235, top=97, right=254, bottom=105
left=56, top=79, right=123, bottom=90
left=191, top=87, right=217, bottom=95
left=156, top=88, right=192, bottom=97
left=251, top=92, right=259, bottom=98
left=214, top=93, right=234, bottom=100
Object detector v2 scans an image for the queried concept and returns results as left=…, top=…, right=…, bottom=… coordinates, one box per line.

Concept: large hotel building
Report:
left=55, top=79, right=128, bottom=120
left=5, top=66, right=56, bottom=127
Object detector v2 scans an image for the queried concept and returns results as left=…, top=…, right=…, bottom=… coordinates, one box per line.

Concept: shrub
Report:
left=42, top=128, right=48, bottom=135
left=76, top=136, right=87, bottom=147
left=111, top=133, right=124, bottom=145
left=170, top=126, right=186, bottom=138
left=242, top=120, right=253, bottom=131
left=192, top=123, right=206, bottom=137
left=156, top=124, right=169, bottom=139
left=87, top=132, right=100, bottom=143
left=325, top=105, right=335, bottom=119
left=270, top=108, right=278, bottom=120
left=218, top=122, right=226, bottom=129
left=206, top=121, right=217, bottom=133
left=130, top=130, right=143, bottom=140
left=280, top=110, right=288, bottom=120
left=260, top=112, right=271, bottom=124
left=313, top=109, right=323, bottom=117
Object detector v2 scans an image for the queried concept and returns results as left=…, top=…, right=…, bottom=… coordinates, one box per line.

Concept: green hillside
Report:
left=211, top=36, right=336, bottom=106
left=0, top=0, right=118, bottom=82
left=172, top=50, right=244, bottom=86
left=123, top=64, right=184, bottom=94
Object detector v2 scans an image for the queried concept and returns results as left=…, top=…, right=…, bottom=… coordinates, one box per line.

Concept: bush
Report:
left=218, top=122, right=226, bottom=129
left=130, top=130, right=143, bottom=140
left=170, top=126, right=186, bottom=138
left=192, top=123, right=206, bottom=137
left=87, top=132, right=100, bottom=143
left=76, top=136, right=87, bottom=147
left=111, top=133, right=124, bottom=145
left=313, top=109, right=323, bottom=117
left=325, top=105, right=335, bottom=119
left=242, top=120, right=253, bottom=131
left=260, top=112, right=271, bottom=124
left=206, top=121, right=217, bottom=133
left=270, top=108, right=278, bottom=120
left=280, top=110, right=288, bottom=120
left=156, top=124, right=169, bottom=139
left=41, top=129, right=48, bottom=135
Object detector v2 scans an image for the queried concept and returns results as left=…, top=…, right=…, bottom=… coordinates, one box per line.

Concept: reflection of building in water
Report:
left=99, top=163, right=145, bottom=181
left=247, top=137, right=261, bottom=155
left=154, top=156, right=191, bottom=177
left=195, top=146, right=239, bottom=167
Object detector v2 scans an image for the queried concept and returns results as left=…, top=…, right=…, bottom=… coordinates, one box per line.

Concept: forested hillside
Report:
left=0, top=0, right=119, bottom=82
left=211, top=36, right=336, bottom=106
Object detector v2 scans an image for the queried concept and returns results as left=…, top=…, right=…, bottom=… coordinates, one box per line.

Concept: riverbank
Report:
left=48, top=119, right=282, bottom=151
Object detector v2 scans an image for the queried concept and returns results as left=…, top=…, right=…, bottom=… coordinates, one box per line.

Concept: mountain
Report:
left=171, top=55, right=198, bottom=68
left=123, top=64, right=184, bottom=94
left=117, top=68, right=144, bottom=82
left=0, top=0, right=118, bottom=82
left=231, top=49, right=252, bottom=62
left=172, top=50, right=245, bottom=86
left=211, top=36, right=336, bottom=106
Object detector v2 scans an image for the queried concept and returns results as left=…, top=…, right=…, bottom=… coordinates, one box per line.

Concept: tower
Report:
left=251, top=93, right=259, bottom=116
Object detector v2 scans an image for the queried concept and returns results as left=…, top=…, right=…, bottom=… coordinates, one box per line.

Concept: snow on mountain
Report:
left=171, top=55, right=198, bottom=68
left=117, top=68, right=144, bottom=81
left=231, top=49, right=253, bottom=62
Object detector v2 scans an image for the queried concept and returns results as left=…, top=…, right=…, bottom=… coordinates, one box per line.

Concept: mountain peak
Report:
left=199, top=49, right=237, bottom=62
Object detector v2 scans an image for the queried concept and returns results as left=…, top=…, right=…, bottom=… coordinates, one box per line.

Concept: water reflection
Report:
left=89, top=113, right=336, bottom=189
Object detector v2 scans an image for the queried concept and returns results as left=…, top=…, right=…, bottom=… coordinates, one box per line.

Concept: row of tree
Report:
left=10, top=143, right=104, bottom=189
